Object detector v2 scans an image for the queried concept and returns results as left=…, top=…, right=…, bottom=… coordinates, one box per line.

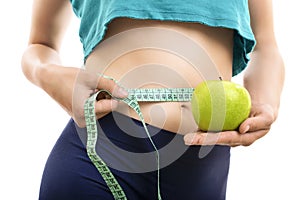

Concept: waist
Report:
left=85, top=18, right=233, bottom=134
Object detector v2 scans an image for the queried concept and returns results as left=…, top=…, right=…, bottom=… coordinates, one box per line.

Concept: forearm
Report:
left=244, top=46, right=285, bottom=118
left=22, top=0, right=74, bottom=90
left=245, top=0, right=285, bottom=119
left=21, top=44, right=80, bottom=113
left=21, top=44, right=63, bottom=88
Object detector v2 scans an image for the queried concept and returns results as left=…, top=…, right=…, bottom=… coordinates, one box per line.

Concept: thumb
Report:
left=239, top=115, right=273, bottom=134
left=238, top=119, right=251, bottom=134
left=97, top=76, right=128, bottom=99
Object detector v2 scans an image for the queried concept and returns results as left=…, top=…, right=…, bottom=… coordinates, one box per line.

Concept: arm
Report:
left=22, top=0, right=73, bottom=86
left=21, top=0, right=127, bottom=127
left=237, top=0, right=285, bottom=143
left=244, top=0, right=284, bottom=119
left=184, top=0, right=285, bottom=146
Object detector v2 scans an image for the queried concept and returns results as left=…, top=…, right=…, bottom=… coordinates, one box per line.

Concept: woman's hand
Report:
left=183, top=102, right=276, bottom=147
left=39, top=64, right=128, bottom=127
left=21, top=0, right=129, bottom=127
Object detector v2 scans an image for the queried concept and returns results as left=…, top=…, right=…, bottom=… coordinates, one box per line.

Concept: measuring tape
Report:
left=127, top=88, right=194, bottom=102
left=84, top=76, right=194, bottom=200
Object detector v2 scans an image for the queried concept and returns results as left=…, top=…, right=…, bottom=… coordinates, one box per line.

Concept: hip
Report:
left=40, top=113, right=231, bottom=199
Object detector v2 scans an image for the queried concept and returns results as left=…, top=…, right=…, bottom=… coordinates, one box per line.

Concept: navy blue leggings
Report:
left=39, top=112, right=230, bottom=200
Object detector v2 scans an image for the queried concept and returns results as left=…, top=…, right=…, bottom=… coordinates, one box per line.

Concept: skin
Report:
left=22, top=0, right=128, bottom=128
left=84, top=18, right=233, bottom=134
left=22, top=0, right=284, bottom=147
left=184, top=0, right=285, bottom=146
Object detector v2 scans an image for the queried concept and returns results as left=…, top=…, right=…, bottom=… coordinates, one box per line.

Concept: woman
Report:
left=21, top=0, right=284, bottom=199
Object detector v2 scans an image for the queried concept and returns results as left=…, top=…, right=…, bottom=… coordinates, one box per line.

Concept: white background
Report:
left=0, top=0, right=299, bottom=199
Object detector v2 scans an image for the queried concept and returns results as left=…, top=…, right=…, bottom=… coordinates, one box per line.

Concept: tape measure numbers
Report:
left=84, top=86, right=194, bottom=200
left=127, top=88, right=194, bottom=102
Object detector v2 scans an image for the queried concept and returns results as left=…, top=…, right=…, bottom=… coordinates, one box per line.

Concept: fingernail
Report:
left=184, top=133, right=195, bottom=145
left=118, top=87, right=128, bottom=96
left=244, top=125, right=250, bottom=133
left=183, top=135, right=190, bottom=145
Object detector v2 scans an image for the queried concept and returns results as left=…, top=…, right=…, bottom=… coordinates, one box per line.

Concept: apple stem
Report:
left=219, top=76, right=223, bottom=80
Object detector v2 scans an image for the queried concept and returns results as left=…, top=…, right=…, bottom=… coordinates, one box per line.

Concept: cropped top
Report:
left=70, top=0, right=256, bottom=76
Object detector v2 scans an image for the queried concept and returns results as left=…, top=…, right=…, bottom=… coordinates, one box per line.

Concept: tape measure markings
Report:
left=85, top=92, right=127, bottom=200
left=85, top=86, right=194, bottom=200
left=126, top=88, right=194, bottom=102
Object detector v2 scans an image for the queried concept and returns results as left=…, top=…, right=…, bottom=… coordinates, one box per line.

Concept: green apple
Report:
left=191, top=80, right=251, bottom=131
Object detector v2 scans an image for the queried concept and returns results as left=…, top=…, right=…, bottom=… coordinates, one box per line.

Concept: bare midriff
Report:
left=85, top=18, right=234, bottom=134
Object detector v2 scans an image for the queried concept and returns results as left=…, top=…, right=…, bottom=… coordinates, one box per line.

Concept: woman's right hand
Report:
left=21, top=0, right=129, bottom=127
left=39, top=64, right=128, bottom=127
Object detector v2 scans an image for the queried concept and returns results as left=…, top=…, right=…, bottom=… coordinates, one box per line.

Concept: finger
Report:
left=97, top=77, right=128, bottom=99
left=94, top=99, right=119, bottom=115
left=184, top=132, right=202, bottom=145
left=184, top=131, right=251, bottom=146
left=184, top=132, right=222, bottom=146
left=217, top=131, right=252, bottom=146
left=184, top=127, right=270, bottom=147
left=218, top=129, right=270, bottom=146
left=239, top=115, right=273, bottom=134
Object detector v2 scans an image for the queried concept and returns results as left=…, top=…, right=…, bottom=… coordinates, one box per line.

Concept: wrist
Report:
left=251, top=100, right=279, bottom=121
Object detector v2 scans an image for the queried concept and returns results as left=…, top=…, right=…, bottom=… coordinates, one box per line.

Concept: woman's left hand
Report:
left=183, top=102, right=277, bottom=147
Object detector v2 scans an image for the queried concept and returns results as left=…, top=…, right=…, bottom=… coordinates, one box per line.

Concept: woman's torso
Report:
left=85, top=18, right=234, bottom=134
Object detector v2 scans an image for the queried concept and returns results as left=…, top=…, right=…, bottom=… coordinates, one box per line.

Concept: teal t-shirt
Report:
left=70, top=0, right=255, bottom=76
